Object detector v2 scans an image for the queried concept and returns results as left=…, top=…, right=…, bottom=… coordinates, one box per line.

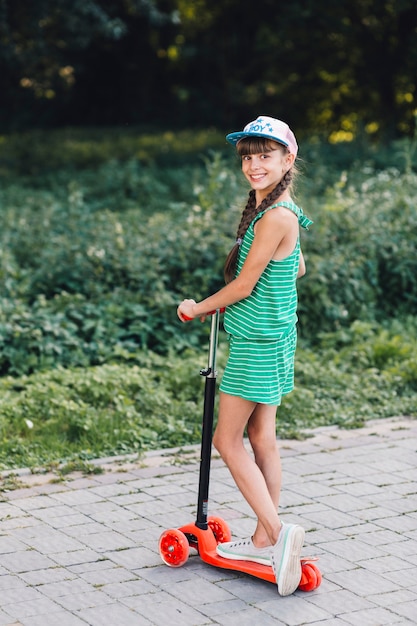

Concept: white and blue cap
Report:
left=226, top=115, right=298, bottom=157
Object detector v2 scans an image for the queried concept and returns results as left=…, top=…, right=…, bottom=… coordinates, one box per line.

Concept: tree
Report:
left=0, top=0, right=177, bottom=128
left=0, top=0, right=415, bottom=138
left=166, top=0, right=417, bottom=138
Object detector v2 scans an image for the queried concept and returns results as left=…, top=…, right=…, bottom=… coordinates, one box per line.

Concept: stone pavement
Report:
left=0, top=416, right=416, bottom=626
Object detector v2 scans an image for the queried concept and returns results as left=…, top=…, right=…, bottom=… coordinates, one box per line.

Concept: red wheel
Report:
left=298, top=562, right=321, bottom=591
left=207, top=516, right=232, bottom=544
left=310, top=562, right=322, bottom=587
left=159, top=529, right=189, bottom=567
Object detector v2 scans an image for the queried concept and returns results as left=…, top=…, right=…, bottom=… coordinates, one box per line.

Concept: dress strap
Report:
left=268, top=201, right=313, bottom=230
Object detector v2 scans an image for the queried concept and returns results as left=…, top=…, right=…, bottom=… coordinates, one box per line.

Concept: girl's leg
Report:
left=246, top=403, right=282, bottom=547
left=212, top=392, right=281, bottom=547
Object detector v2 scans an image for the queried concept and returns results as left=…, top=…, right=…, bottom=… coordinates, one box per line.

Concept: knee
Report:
left=213, top=430, right=240, bottom=465
left=212, top=430, right=225, bottom=459
left=247, top=423, right=277, bottom=456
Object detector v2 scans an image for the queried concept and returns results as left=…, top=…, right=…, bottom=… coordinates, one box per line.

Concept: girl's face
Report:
left=238, top=139, right=294, bottom=201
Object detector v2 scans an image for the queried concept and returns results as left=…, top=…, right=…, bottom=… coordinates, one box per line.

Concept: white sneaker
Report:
left=271, top=522, right=305, bottom=596
left=216, top=537, right=272, bottom=565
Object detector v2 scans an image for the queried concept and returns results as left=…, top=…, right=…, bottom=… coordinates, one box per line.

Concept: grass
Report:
left=0, top=318, right=416, bottom=472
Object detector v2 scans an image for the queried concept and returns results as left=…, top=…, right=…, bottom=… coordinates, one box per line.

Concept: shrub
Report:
left=0, top=127, right=227, bottom=175
left=297, top=166, right=417, bottom=338
left=0, top=130, right=417, bottom=376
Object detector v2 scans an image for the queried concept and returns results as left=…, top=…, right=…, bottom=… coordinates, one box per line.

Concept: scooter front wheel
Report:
left=208, top=516, right=232, bottom=544
left=159, top=529, right=190, bottom=568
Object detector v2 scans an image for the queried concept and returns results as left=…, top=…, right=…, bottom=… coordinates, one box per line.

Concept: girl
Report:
left=177, top=115, right=312, bottom=596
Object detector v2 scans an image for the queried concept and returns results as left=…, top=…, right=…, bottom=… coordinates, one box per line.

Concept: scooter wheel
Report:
left=298, top=562, right=322, bottom=591
left=159, top=529, right=189, bottom=568
left=310, top=562, right=322, bottom=588
left=207, top=516, right=232, bottom=544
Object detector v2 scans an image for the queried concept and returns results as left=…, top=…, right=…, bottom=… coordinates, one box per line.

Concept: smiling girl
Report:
left=177, top=116, right=313, bottom=596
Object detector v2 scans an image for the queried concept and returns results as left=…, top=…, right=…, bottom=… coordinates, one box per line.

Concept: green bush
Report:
left=0, top=153, right=244, bottom=374
left=1, top=139, right=417, bottom=374
left=297, top=165, right=417, bottom=338
left=0, top=127, right=228, bottom=176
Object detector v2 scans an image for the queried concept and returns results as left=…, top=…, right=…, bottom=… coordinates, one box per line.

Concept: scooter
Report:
left=158, top=309, right=321, bottom=592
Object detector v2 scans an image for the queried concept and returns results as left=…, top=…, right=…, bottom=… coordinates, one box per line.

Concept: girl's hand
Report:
left=177, top=299, right=197, bottom=322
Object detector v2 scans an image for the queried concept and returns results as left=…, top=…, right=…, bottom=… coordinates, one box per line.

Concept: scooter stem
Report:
left=195, top=309, right=220, bottom=529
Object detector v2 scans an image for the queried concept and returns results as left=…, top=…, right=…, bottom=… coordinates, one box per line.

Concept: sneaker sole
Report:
left=272, top=526, right=305, bottom=596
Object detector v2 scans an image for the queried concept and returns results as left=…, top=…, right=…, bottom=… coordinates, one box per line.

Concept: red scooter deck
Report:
left=180, top=521, right=276, bottom=583
left=159, top=520, right=321, bottom=591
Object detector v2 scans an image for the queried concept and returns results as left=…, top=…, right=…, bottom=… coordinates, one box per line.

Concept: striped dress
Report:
left=219, top=201, right=312, bottom=405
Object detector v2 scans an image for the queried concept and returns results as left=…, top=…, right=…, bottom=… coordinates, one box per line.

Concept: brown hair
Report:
left=223, top=137, right=297, bottom=283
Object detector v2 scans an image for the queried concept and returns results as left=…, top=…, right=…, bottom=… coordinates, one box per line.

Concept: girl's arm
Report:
left=177, top=209, right=295, bottom=321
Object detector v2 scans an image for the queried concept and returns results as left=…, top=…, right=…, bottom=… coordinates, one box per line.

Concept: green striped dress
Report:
left=219, top=201, right=312, bottom=405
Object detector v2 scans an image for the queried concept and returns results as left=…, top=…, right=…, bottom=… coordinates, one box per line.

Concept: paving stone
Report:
left=302, top=509, right=363, bottom=530
left=105, top=546, right=162, bottom=569
left=305, top=588, right=376, bottom=614
left=3, top=596, right=68, bottom=619
left=358, top=529, right=410, bottom=547
left=197, top=598, right=248, bottom=618
left=388, top=599, right=417, bottom=621
left=48, top=549, right=102, bottom=567
left=0, top=586, right=44, bottom=606
left=368, top=588, right=417, bottom=607
left=0, top=417, right=416, bottom=626
left=18, top=567, right=75, bottom=586
left=379, top=565, right=417, bottom=588
left=78, top=603, right=152, bottom=625
left=50, top=490, right=104, bottom=506
left=320, top=538, right=385, bottom=562
left=20, top=531, right=84, bottom=555
left=214, top=606, right=285, bottom=625
left=124, top=592, right=209, bottom=626
left=0, top=576, right=27, bottom=592
left=327, top=568, right=399, bottom=595
left=358, top=554, right=413, bottom=574
left=75, top=529, right=135, bottom=552
left=257, top=594, right=332, bottom=624
left=340, top=606, right=406, bottom=625
left=20, top=614, right=87, bottom=626
left=54, top=589, right=113, bottom=611
left=0, top=551, right=56, bottom=574
left=99, top=579, right=157, bottom=598
left=0, top=609, right=23, bottom=625
left=34, top=577, right=94, bottom=599
left=9, top=496, right=59, bottom=512
left=0, top=538, right=27, bottom=555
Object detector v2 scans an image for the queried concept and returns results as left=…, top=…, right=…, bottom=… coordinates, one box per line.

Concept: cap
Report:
left=226, top=115, right=298, bottom=157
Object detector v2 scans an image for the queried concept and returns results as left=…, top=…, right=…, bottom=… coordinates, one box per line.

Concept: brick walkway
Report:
left=0, top=416, right=416, bottom=625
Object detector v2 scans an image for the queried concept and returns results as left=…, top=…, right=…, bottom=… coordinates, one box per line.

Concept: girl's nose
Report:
left=250, top=157, right=262, bottom=169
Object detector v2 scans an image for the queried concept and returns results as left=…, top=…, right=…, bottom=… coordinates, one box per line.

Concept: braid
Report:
left=223, top=169, right=294, bottom=283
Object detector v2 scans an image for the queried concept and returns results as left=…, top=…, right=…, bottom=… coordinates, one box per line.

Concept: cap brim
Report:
left=226, top=131, right=289, bottom=148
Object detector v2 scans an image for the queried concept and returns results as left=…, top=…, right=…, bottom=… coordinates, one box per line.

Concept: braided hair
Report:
left=224, top=137, right=296, bottom=283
